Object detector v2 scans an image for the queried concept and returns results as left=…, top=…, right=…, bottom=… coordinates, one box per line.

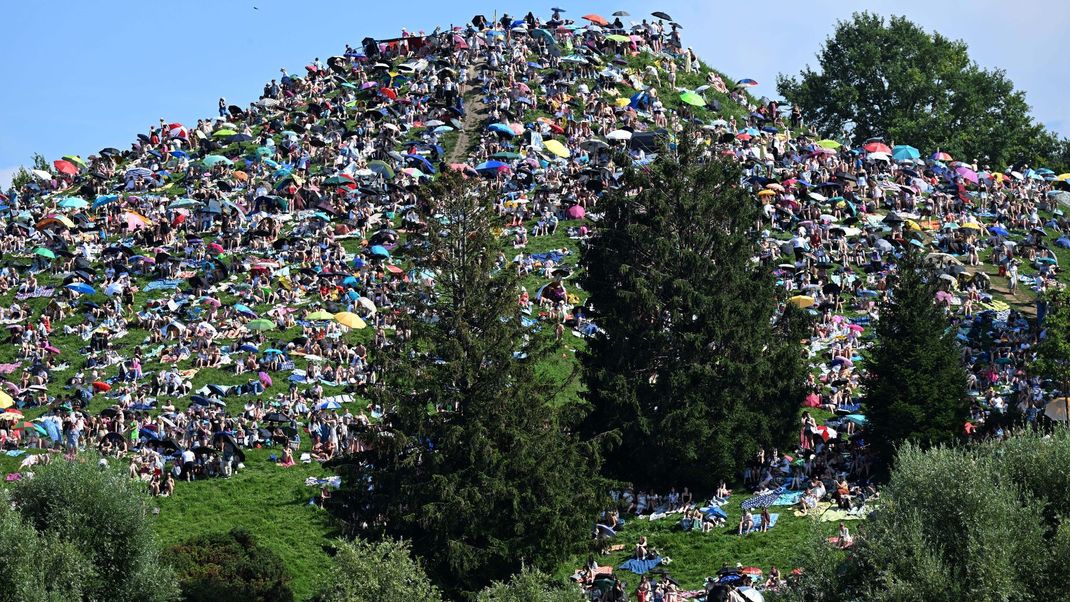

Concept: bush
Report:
left=168, top=529, right=293, bottom=602
left=12, top=459, right=178, bottom=602
left=311, top=538, right=441, bottom=602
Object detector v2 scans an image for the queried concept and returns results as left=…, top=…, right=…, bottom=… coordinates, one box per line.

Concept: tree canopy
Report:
left=311, top=539, right=441, bottom=602
left=579, top=140, right=808, bottom=490
left=11, top=459, right=178, bottom=602
left=863, top=251, right=970, bottom=470
left=168, top=529, right=293, bottom=602
left=788, top=431, right=1070, bottom=601
left=476, top=567, right=586, bottom=602
left=329, top=174, right=606, bottom=596
left=777, top=12, right=1061, bottom=168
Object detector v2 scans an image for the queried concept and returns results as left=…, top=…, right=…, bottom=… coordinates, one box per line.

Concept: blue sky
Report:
left=2, top=0, right=1067, bottom=187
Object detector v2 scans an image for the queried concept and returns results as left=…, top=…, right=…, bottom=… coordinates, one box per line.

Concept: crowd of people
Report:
left=3, top=5, right=1069, bottom=600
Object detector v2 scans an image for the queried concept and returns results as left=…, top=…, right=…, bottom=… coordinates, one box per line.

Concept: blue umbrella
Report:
left=353, top=256, right=365, bottom=269
left=263, top=348, right=286, bottom=356
left=892, top=145, right=920, bottom=161
left=238, top=343, right=259, bottom=353
left=487, top=123, right=516, bottom=136
left=988, top=226, right=1010, bottom=237
left=57, top=197, right=88, bottom=209
left=475, top=160, right=508, bottom=172
left=404, top=153, right=436, bottom=173
left=170, top=149, right=188, bottom=158
left=317, top=400, right=343, bottom=410
left=234, top=303, right=256, bottom=316
left=65, top=283, right=95, bottom=295
left=369, top=245, right=390, bottom=258
left=342, top=275, right=359, bottom=287
left=93, top=194, right=120, bottom=209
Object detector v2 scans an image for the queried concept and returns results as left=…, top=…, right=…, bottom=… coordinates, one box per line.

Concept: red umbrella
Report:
left=812, top=425, right=838, bottom=442
left=384, top=264, right=403, bottom=274
left=4, top=408, right=22, bottom=416
left=863, top=142, right=891, bottom=154
left=167, top=123, right=188, bottom=139
left=741, top=567, right=763, bottom=577
left=207, top=242, right=225, bottom=255
left=53, top=159, right=77, bottom=175
left=380, top=87, right=397, bottom=100
left=92, top=381, right=111, bottom=392
left=582, top=14, right=609, bottom=26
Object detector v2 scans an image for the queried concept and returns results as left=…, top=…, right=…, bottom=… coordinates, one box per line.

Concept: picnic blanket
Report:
left=15, top=286, right=53, bottom=300
left=143, top=279, right=183, bottom=292
left=818, top=507, right=869, bottom=522
left=745, top=513, right=779, bottom=530
left=618, top=556, right=661, bottom=575
left=774, top=490, right=804, bottom=506
left=741, top=491, right=780, bottom=510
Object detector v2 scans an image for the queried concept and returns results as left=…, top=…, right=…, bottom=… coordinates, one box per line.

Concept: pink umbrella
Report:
left=955, top=166, right=979, bottom=184
left=207, top=243, right=225, bottom=255
left=803, top=393, right=821, bottom=408
left=935, top=290, right=954, bottom=304
left=567, top=205, right=586, bottom=219
left=43, top=345, right=60, bottom=355
left=846, top=324, right=864, bottom=333
left=258, top=371, right=273, bottom=388
left=832, top=356, right=853, bottom=367
left=201, top=297, right=221, bottom=308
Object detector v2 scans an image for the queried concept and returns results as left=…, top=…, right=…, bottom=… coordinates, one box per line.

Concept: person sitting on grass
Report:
left=760, top=507, right=772, bottom=532
left=739, top=509, right=754, bottom=536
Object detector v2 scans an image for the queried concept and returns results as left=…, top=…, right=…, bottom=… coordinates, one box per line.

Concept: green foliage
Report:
left=0, top=494, right=93, bottom=602
left=579, top=139, right=808, bottom=490
left=168, top=529, right=293, bottom=602
left=863, top=251, right=970, bottom=470
left=11, top=459, right=179, bottom=602
left=787, top=431, right=1070, bottom=601
left=330, top=173, right=607, bottom=596
left=311, top=539, right=441, bottom=602
left=477, top=567, right=585, bottom=602
left=777, top=12, right=1055, bottom=167
left=1031, top=287, right=1070, bottom=393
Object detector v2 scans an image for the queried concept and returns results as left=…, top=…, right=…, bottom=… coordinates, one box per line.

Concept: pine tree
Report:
left=864, top=250, right=970, bottom=470
left=579, top=139, right=808, bottom=490
left=330, top=174, right=606, bottom=596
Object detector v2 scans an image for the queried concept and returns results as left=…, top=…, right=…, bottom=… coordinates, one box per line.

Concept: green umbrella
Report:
left=606, top=34, right=631, bottom=43
left=679, top=91, right=707, bottom=107
left=367, top=160, right=394, bottom=179
left=491, top=152, right=521, bottom=160
left=34, top=248, right=56, bottom=260
left=212, top=129, right=238, bottom=137
left=168, top=198, right=203, bottom=210
left=306, top=310, right=335, bottom=320
left=246, top=319, right=276, bottom=331
left=202, top=155, right=233, bottom=167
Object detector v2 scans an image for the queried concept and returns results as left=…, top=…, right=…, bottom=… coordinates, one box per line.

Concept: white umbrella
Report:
left=356, top=296, right=377, bottom=315
left=1045, top=398, right=1070, bottom=422
left=738, top=587, right=764, bottom=602
left=32, top=169, right=52, bottom=181
left=606, top=129, right=632, bottom=141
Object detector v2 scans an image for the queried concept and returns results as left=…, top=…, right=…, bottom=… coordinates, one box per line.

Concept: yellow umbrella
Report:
left=542, top=139, right=570, bottom=158
left=0, top=391, right=12, bottom=410
left=815, top=139, right=842, bottom=149
left=905, top=219, right=921, bottom=232
left=36, top=215, right=76, bottom=229
left=614, top=97, right=630, bottom=107
left=334, top=312, right=367, bottom=329
left=757, top=189, right=777, bottom=197
left=959, top=222, right=982, bottom=230
left=1056, top=173, right=1070, bottom=181
left=789, top=295, right=816, bottom=309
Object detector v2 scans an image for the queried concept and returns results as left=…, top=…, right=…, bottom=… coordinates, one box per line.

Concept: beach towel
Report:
left=144, top=279, right=183, bottom=292
left=700, top=506, right=728, bottom=520
left=618, top=556, right=661, bottom=574
left=745, top=513, right=779, bottom=530
left=15, top=286, right=54, bottom=300
left=773, top=490, right=804, bottom=506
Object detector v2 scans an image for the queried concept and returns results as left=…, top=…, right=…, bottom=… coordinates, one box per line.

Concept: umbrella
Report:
left=863, top=141, right=892, bottom=154
left=369, top=245, right=390, bottom=258
left=892, top=145, right=920, bottom=161
left=582, top=14, right=609, bottom=26
left=122, top=211, right=152, bottom=231
left=32, top=169, right=52, bottom=181
left=65, top=283, right=95, bottom=295
left=956, top=166, right=979, bottom=184
left=679, top=91, right=706, bottom=107
left=57, top=197, right=88, bottom=209
left=542, top=139, right=570, bottom=158
left=812, top=425, right=838, bottom=442
left=212, top=129, right=238, bottom=137
left=567, top=205, right=586, bottom=219
left=652, top=11, right=673, bottom=20
left=202, top=155, right=233, bottom=167
left=931, top=151, right=953, bottom=162
left=0, top=391, right=13, bottom=409
left=735, top=78, right=758, bottom=87
left=246, top=319, right=276, bottom=332
left=334, top=312, right=367, bottom=329
left=306, top=310, right=335, bottom=320
left=316, top=400, right=343, bottom=411
left=789, top=295, right=815, bottom=309
left=1046, top=398, right=1070, bottom=422
left=53, top=159, right=77, bottom=175
left=488, top=123, right=517, bottom=136
left=606, top=129, right=632, bottom=141
left=34, top=248, right=56, bottom=260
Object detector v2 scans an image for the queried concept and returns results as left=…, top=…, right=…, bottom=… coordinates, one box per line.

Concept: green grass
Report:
left=154, top=447, right=338, bottom=600
left=554, top=493, right=840, bottom=589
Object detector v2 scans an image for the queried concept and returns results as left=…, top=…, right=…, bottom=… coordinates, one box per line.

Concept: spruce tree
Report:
left=864, top=250, right=970, bottom=470
left=330, top=174, right=605, bottom=596
left=579, top=139, right=807, bottom=490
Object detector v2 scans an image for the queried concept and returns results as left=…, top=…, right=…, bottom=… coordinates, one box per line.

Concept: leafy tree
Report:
left=168, top=529, right=293, bottom=602
left=311, top=539, right=441, bottom=602
left=12, top=459, right=179, bottom=602
left=1031, top=287, right=1070, bottom=406
left=579, top=139, right=808, bottom=490
left=778, top=12, right=1050, bottom=167
left=329, top=174, right=606, bottom=596
left=863, top=250, right=969, bottom=470
left=476, top=567, right=585, bottom=602
left=786, top=432, right=1070, bottom=601
left=0, top=494, right=92, bottom=602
